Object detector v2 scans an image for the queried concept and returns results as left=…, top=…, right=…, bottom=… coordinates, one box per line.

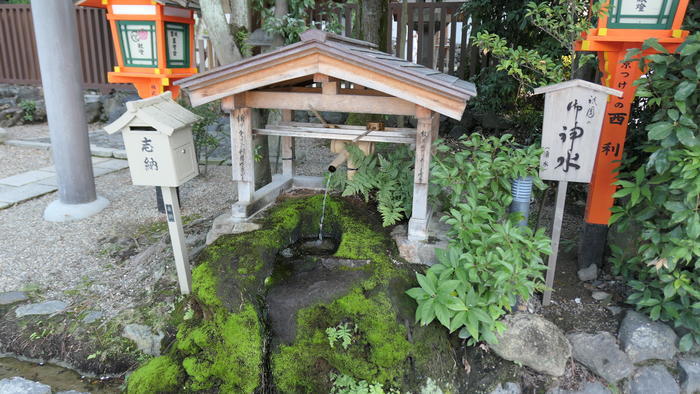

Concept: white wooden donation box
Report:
left=104, top=91, right=199, bottom=187
left=104, top=91, right=201, bottom=295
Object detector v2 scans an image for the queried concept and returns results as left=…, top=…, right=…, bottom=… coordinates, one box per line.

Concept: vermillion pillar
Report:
left=578, top=47, right=644, bottom=269
left=32, top=0, right=109, bottom=221
left=575, top=0, right=690, bottom=270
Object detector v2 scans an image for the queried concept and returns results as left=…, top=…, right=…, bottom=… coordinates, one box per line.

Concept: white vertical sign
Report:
left=533, top=80, right=622, bottom=306
left=536, top=81, right=622, bottom=183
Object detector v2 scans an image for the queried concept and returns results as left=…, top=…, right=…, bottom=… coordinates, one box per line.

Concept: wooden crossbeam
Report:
left=240, top=91, right=417, bottom=116
left=253, top=124, right=416, bottom=144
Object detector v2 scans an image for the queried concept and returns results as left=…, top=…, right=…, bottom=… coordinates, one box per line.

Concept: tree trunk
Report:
left=271, top=0, right=288, bottom=48
left=359, top=0, right=387, bottom=48
left=199, top=0, right=242, bottom=65
left=229, top=0, right=251, bottom=31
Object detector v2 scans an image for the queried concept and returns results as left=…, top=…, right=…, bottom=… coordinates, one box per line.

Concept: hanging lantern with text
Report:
left=75, top=0, right=198, bottom=99
left=605, top=0, right=681, bottom=30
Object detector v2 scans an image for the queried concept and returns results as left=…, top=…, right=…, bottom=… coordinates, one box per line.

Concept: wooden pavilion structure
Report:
left=176, top=29, right=476, bottom=241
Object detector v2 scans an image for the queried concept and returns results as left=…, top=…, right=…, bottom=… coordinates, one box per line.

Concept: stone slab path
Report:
left=0, top=157, right=128, bottom=209
left=5, top=129, right=127, bottom=159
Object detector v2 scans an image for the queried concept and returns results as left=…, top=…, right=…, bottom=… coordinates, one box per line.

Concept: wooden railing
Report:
left=386, top=1, right=482, bottom=79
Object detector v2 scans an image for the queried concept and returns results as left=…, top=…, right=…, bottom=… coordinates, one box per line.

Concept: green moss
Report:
left=126, top=356, right=184, bottom=394
left=272, top=287, right=412, bottom=392
left=191, top=262, right=221, bottom=308
left=176, top=303, right=262, bottom=392
left=128, top=195, right=421, bottom=393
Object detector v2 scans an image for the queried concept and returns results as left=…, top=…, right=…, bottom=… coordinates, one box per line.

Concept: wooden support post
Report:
left=161, top=186, right=192, bottom=295
left=408, top=106, right=436, bottom=241
left=281, top=110, right=294, bottom=178
left=231, top=106, right=255, bottom=206
left=543, top=180, right=568, bottom=306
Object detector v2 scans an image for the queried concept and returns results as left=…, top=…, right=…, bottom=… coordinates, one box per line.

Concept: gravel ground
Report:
left=0, top=124, right=337, bottom=317
left=0, top=145, right=53, bottom=178
left=0, top=166, right=237, bottom=316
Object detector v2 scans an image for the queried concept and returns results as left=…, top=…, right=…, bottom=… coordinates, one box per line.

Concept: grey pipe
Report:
left=510, top=176, right=533, bottom=227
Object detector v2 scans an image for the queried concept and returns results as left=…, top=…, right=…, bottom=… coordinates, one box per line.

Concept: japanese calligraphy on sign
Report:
left=103, top=92, right=200, bottom=188
left=533, top=80, right=622, bottom=183
left=617, top=0, right=668, bottom=24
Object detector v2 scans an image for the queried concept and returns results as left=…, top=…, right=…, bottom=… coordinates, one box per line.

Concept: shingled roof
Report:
left=177, top=30, right=476, bottom=120
left=104, top=91, right=200, bottom=136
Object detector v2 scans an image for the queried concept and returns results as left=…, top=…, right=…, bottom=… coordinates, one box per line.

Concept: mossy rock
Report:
left=126, top=356, right=184, bottom=394
left=127, top=195, right=466, bottom=393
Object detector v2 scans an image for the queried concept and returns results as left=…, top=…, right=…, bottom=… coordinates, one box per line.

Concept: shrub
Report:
left=406, top=134, right=550, bottom=344
left=19, top=100, right=36, bottom=123
left=609, top=34, right=700, bottom=351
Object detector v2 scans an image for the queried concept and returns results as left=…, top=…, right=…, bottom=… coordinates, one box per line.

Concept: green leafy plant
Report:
left=406, top=134, right=550, bottom=345
left=473, top=0, right=602, bottom=89
left=19, top=99, right=36, bottom=123
left=330, top=144, right=414, bottom=227
left=609, top=34, right=700, bottom=352
left=329, top=373, right=397, bottom=394
left=326, top=322, right=355, bottom=350
left=183, top=100, right=225, bottom=175
left=252, top=0, right=354, bottom=45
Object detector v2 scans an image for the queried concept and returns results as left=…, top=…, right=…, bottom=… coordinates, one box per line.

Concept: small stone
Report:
left=574, top=298, right=581, bottom=304
left=0, top=377, right=51, bottom=394
left=547, top=382, right=611, bottom=394
left=591, top=291, right=611, bottom=301
left=606, top=306, right=623, bottom=316
left=123, top=323, right=164, bottom=356
left=15, top=300, right=68, bottom=317
left=627, top=365, right=680, bottom=394
left=280, top=248, right=294, bottom=258
left=567, top=331, right=634, bottom=383
left=619, top=310, right=678, bottom=363
left=490, top=382, right=521, bottom=394
left=0, top=108, right=23, bottom=128
left=578, top=264, right=598, bottom=281
left=678, top=357, right=700, bottom=394
left=490, top=313, right=571, bottom=376
left=84, top=100, right=102, bottom=123
left=0, top=291, right=28, bottom=305
left=392, top=221, right=450, bottom=266
left=82, top=310, right=104, bottom=324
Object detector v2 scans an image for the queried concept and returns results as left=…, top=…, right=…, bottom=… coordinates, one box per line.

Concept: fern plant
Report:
left=330, top=144, right=414, bottom=226
left=326, top=323, right=355, bottom=350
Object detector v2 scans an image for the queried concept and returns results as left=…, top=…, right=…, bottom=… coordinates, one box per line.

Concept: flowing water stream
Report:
left=0, top=357, right=120, bottom=393
left=318, top=174, right=332, bottom=242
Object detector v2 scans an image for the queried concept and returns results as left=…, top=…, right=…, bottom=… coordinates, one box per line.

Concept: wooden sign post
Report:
left=533, top=80, right=622, bottom=306
left=105, top=92, right=201, bottom=295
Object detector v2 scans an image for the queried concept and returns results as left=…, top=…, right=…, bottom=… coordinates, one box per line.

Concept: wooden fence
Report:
left=0, top=4, right=120, bottom=92
left=1, top=2, right=481, bottom=92
left=386, top=1, right=483, bottom=80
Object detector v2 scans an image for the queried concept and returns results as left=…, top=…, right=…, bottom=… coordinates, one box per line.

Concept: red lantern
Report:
left=76, top=0, right=198, bottom=99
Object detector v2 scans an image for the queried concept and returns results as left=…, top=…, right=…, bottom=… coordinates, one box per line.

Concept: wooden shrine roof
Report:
left=176, top=30, right=477, bottom=120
